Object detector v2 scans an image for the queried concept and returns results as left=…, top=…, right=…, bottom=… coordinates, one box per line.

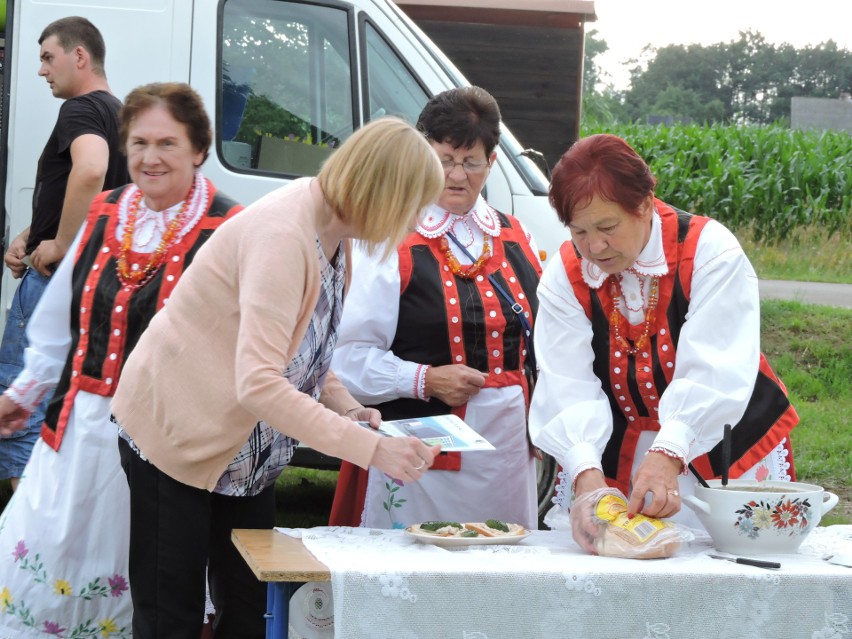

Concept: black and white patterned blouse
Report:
left=213, top=238, right=346, bottom=496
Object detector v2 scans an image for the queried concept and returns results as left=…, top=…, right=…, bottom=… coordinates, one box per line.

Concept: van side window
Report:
left=221, top=0, right=355, bottom=175
left=362, top=22, right=429, bottom=126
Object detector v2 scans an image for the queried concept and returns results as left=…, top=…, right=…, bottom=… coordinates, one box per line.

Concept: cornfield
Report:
left=580, top=123, right=852, bottom=243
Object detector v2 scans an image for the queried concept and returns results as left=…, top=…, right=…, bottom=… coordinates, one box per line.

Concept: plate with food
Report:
left=405, top=519, right=530, bottom=548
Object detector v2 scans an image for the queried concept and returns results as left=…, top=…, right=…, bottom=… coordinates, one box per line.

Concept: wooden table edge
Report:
left=232, top=528, right=331, bottom=583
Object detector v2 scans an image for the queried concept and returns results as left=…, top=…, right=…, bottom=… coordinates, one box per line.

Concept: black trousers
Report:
left=118, top=437, right=274, bottom=639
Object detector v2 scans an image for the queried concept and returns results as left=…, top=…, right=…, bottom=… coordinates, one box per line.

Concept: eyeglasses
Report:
left=440, top=159, right=491, bottom=174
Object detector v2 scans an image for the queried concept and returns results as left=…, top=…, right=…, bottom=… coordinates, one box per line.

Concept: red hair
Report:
left=549, top=134, right=656, bottom=226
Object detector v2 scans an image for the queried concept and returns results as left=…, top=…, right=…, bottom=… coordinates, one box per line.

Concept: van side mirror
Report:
left=519, top=148, right=551, bottom=181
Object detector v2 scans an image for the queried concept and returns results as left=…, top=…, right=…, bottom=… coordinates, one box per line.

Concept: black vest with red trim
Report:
left=560, top=199, right=798, bottom=493
left=41, top=181, right=242, bottom=450
left=371, top=211, right=541, bottom=422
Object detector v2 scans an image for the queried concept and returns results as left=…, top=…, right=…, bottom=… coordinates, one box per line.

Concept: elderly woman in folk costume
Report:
left=528, top=134, right=798, bottom=552
left=0, top=82, right=241, bottom=638
left=329, top=86, right=542, bottom=531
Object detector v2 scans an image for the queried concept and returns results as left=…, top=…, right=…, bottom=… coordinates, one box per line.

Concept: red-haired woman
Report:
left=529, top=134, right=798, bottom=552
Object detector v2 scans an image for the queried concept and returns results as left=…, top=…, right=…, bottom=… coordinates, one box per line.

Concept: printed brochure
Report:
left=358, top=414, right=494, bottom=452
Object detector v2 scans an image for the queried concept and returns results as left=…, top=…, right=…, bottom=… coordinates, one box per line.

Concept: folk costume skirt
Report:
left=0, top=392, right=132, bottom=639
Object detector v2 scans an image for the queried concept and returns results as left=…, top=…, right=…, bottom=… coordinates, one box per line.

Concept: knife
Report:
left=708, top=554, right=781, bottom=570
left=825, top=553, right=852, bottom=568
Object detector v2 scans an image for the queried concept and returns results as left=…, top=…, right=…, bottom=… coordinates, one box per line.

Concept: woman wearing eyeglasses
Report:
left=330, top=86, right=542, bottom=530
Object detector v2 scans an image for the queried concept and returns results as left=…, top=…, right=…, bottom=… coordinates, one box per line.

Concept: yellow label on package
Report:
left=595, top=494, right=668, bottom=543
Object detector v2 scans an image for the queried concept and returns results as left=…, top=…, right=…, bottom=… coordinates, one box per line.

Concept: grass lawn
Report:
left=761, top=299, right=852, bottom=525
left=737, top=227, right=852, bottom=285
left=275, top=468, right=339, bottom=528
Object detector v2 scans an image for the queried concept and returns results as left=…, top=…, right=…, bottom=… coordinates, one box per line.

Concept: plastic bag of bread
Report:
left=571, top=488, right=692, bottom=559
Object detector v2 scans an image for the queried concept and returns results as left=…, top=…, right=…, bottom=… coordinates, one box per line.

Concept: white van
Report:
left=1, top=0, right=565, bottom=518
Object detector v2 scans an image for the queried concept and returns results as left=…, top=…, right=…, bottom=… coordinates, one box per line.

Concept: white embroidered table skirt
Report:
left=279, top=525, right=852, bottom=639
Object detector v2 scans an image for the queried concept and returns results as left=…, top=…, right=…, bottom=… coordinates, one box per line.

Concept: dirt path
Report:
left=759, top=280, right=852, bottom=309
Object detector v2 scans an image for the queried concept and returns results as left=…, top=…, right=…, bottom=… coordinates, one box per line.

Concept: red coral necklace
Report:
left=609, top=274, right=659, bottom=356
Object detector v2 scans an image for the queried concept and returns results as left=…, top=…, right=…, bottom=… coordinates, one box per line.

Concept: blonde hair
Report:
left=318, top=117, right=444, bottom=258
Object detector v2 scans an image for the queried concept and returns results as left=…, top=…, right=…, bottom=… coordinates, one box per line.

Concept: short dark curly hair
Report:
left=416, top=86, right=501, bottom=156
left=119, top=83, right=212, bottom=165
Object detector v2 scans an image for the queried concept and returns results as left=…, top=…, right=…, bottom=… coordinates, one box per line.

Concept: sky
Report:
left=589, top=0, right=852, bottom=91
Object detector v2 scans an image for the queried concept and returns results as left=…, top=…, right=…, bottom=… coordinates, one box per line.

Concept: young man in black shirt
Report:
left=0, top=16, right=129, bottom=489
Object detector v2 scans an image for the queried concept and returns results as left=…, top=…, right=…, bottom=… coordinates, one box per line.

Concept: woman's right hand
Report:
left=424, top=364, right=487, bottom=406
left=570, top=469, right=612, bottom=554
left=0, top=395, right=31, bottom=436
left=369, top=437, right=440, bottom=484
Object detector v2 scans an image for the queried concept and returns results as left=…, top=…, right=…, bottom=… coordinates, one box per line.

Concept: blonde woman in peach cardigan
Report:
left=110, top=117, right=445, bottom=639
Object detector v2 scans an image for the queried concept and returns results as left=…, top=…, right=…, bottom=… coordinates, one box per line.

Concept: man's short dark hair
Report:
left=39, top=16, right=106, bottom=76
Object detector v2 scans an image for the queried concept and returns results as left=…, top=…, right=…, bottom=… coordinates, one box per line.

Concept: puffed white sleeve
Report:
left=654, top=220, right=761, bottom=460
left=5, top=225, right=85, bottom=410
left=528, top=255, right=615, bottom=484
left=331, top=243, right=425, bottom=404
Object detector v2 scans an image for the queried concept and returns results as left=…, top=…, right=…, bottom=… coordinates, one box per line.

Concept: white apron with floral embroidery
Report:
left=361, top=385, right=538, bottom=530
left=0, top=392, right=132, bottom=639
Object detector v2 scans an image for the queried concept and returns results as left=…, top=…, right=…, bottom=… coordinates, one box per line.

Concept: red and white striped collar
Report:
left=416, top=196, right=501, bottom=241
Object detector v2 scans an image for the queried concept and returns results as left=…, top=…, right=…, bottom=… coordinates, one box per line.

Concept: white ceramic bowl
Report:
left=683, top=479, right=839, bottom=555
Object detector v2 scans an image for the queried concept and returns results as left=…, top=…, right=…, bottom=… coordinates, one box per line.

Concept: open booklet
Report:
left=358, top=414, right=495, bottom=452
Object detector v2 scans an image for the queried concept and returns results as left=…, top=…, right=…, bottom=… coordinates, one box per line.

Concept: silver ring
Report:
left=668, top=489, right=680, bottom=497
left=413, top=460, right=425, bottom=471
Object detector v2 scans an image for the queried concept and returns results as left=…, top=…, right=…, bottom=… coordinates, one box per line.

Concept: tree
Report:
left=624, top=43, right=730, bottom=123
left=581, top=29, right=629, bottom=125
left=583, top=29, right=608, bottom=94
left=609, top=30, right=851, bottom=125
left=649, top=86, right=699, bottom=121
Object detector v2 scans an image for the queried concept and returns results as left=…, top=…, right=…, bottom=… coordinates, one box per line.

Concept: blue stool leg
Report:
left=266, top=581, right=298, bottom=639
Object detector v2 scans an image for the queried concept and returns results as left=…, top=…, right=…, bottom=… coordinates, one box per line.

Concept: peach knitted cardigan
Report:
left=112, top=178, right=380, bottom=490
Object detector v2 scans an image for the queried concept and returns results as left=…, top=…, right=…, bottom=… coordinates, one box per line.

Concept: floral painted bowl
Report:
left=683, top=479, right=839, bottom=555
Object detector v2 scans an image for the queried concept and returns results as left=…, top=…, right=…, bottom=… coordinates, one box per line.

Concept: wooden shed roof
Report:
left=397, top=0, right=596, bottom=28
left=396, top=0, right=595, bottom=14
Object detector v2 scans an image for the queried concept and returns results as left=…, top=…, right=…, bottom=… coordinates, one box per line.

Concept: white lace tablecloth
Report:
left=278, top=525, right=852, bottom=639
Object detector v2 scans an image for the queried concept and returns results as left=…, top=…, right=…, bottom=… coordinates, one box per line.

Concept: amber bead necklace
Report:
left=440, top=234, right=491, bottom=279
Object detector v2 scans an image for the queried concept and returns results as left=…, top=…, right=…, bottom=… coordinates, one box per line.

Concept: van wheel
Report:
left=536, top=452, right=558, bottom=528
